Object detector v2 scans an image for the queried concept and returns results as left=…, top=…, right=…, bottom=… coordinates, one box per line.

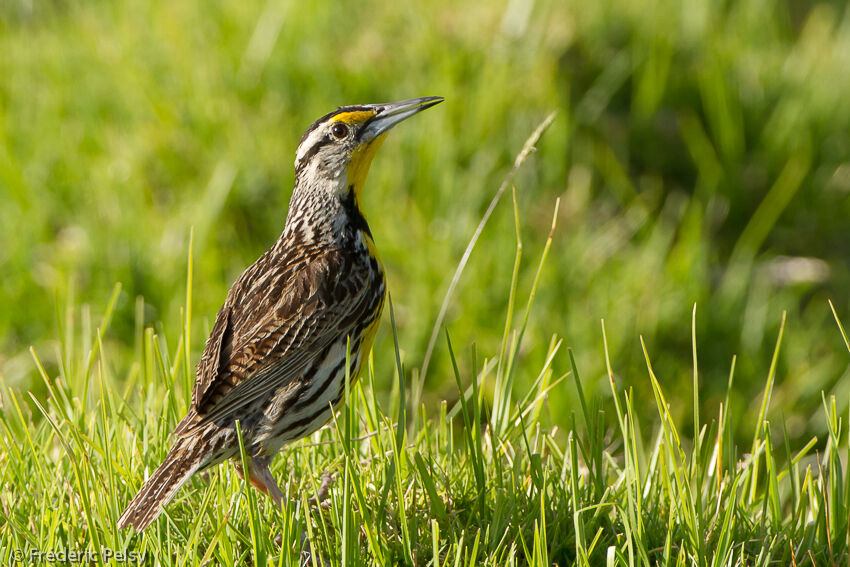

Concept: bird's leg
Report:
left=233, top=456, right=284, bottom=507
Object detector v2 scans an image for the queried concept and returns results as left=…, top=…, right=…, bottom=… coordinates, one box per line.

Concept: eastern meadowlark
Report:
left=118, top=96, right=443, bottom=531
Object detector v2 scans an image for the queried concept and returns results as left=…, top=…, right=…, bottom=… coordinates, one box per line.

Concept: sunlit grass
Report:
left=2, top=155, right=849, bottom=562
left=2, top=0, right=850, bottom=563
left=2, top=0, right=849, bottom=447
left=2, top=222, right=848, bottom=565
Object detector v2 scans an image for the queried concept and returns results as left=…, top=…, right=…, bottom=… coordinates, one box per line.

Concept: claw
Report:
left=306, top=472, right=336, bottom=508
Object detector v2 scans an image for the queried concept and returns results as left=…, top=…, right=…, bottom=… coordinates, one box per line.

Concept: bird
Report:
left=118, top=96, right=444, bottom=531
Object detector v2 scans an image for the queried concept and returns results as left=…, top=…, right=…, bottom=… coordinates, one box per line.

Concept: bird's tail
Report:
left=117, top=433, right=211, bottom=531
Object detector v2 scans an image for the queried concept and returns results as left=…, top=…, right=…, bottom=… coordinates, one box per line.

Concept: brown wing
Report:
left=193, top=301, right=232, bottom=412
left=181, top=243, right=373, bottom=431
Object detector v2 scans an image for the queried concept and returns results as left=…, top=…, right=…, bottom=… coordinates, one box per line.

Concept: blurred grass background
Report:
left=1, top=0, right=849, bottom=446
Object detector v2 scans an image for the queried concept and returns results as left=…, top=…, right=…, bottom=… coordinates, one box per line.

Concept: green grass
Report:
left=2, top=0, right=850, bottom=563
left=2, top=0, right=850, bottom=446
left=1, top=191, right=848, bottom=563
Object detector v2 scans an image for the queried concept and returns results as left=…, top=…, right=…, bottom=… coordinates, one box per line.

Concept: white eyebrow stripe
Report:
left=295, top=127, right=328, bottom=163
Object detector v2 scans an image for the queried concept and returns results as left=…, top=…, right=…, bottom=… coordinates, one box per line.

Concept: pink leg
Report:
left=233, top=456, right=284, bottom=507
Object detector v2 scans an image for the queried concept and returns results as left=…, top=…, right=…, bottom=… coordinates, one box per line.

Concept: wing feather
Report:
left=181, top=243, right=373, bottom=433
left=192, top=302, right=232, bottom=412
left=193, top=290, right=371, bottom=427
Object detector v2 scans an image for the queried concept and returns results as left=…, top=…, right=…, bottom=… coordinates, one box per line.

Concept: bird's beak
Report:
left=361, top=96, right=444, bottom=142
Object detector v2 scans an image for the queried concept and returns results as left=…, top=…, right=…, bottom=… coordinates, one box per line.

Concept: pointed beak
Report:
left=360, top=96, right=444, bottom=142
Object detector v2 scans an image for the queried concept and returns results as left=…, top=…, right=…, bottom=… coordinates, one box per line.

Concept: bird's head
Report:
left=294, top=96, right=444, bottom=199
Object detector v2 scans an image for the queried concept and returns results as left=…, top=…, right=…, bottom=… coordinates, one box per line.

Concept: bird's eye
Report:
left=330, top=123, right=349, bottom=140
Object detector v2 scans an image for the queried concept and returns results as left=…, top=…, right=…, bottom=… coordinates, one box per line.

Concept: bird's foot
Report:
left=305, top=471, right=335, bottom=509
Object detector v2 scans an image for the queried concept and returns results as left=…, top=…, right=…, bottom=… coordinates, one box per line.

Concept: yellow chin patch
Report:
left=333, top=110, right=376, bottom=124
left=347, top=133, right=387, bottom=198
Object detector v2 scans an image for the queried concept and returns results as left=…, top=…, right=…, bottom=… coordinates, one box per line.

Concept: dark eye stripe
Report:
left=299, top=112, right=337, bottom=146
left=295, top=103, right=376, bottom=174
left=295, top=134, right=333, bottom=174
